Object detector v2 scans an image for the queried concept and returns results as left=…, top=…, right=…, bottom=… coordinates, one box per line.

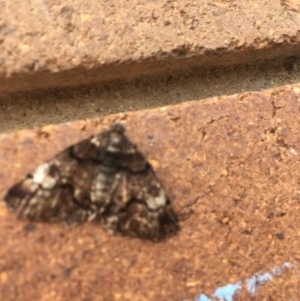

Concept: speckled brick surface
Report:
left=1, top=84, right=300, bottom=300
left=1, top=0, right=300, bottom=93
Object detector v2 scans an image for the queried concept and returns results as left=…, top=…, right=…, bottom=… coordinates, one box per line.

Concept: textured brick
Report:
left=1, top=84, right=300, bottom=300
left=1, top=0, right=300, bottom=93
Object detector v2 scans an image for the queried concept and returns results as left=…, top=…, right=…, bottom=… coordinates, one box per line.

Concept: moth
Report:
left=4, top=124, right=179, bottom=240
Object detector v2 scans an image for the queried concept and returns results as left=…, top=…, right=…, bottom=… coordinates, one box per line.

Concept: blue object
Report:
left=189, top=262, right=295, bottom=301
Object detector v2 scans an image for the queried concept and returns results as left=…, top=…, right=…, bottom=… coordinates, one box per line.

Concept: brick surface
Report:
left=1, top=84, right=300, bottom=300
left=1, top=0, right=300, bottom=93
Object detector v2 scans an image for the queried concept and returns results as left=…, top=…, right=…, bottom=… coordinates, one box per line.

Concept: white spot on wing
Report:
left=32, top=164, right=49, bottom=184
left=147, top=189, right=167, bottom=210
left=32, top=163, right=56, bottom=189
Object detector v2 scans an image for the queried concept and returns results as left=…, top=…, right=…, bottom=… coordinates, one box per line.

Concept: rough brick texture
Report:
left=1, top=0, right=300, bottom=93
left=1, top=84, right=300, bottom=300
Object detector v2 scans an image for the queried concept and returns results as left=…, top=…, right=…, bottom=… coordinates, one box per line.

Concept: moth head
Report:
left=110, top=123, right=125, bottom=134
left=92, top=123, right=133, bottom=153
left=91, top=123, right=147, bottom=171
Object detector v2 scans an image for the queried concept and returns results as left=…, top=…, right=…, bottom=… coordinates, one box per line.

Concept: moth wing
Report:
left=4, top=149, right=99, bottom=223
left=101, top=168, right=180, bottom=240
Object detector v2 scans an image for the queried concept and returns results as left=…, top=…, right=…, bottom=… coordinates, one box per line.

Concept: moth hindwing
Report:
left=5, top=123, right=180, bottom=240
